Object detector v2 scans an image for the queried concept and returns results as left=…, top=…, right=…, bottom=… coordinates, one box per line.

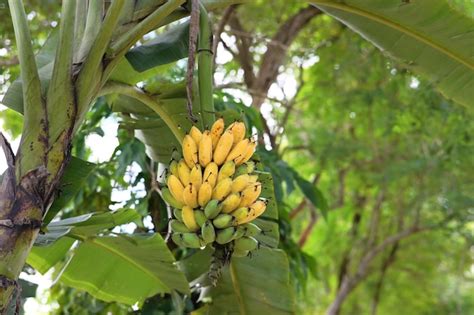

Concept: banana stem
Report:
left=197, top=4, right=215, bottom=127
left=99, top=82, right=185, bottom=144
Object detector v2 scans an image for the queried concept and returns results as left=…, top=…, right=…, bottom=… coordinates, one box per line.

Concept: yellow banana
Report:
left=236, top=208, right=256, bottom=225
left=167, top=175, right=185, bottom=204
left=227, top=121, right=246, bottom=145
left=213, top=130, right=234, bottom=165
left=225, top=138, right=249, bottom=163
left=212, top=177, right=232, bottom=201
left=189, top=164, right=202, bottom=190
left=183, top=135, right=198, bottom=168
left=221, top=193, right=241, bottom=213
left=199, top=130, right=213, bottom=167
left=182, top=205, right=199, bottom=232
left=190, top=126, right=202, bottom=146
left=231, top=174, right=250, bottom=193
left=169, top=160, right=179, bottom=177
left=203, top=162, right=218, bottom=188
left=231, top=207, right=249, bottom=222
left=236, top=141, right=257, bottom=165
left=217, top=161, right=235, bottom=182
left=210, top=118, right=225, bottom=148
left=177, top=159, right=191, bottom=186
left=248, top=175, right=259, bottom=183
left=250, top=200, right=267, bottom=218
left=239, top=182, right=262, bottom=207
left=183, top=184, right=198, bottom=208
left=198, top=181, right=212, bottom=207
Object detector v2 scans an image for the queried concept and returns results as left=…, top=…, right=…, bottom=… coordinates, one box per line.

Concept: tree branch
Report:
left=251, top=6, right=322, bottom=108
left=298, top=204, right=318, bottom=247
left=212, top=5, right=237, bottom=68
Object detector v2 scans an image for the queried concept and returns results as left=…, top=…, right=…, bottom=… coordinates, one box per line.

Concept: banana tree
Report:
left=0, top=0, right=249, bottom=311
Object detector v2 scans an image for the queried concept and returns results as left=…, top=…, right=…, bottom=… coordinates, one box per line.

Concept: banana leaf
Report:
left=311, top=0, right=474, bottom=108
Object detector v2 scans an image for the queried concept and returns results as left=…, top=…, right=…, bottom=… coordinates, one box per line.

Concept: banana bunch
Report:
left=163, top=119, right=266, bottom=257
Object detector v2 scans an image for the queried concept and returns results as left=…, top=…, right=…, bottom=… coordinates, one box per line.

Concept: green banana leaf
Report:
left=311, top=0, right=474, bottom=108
left=206, top=248, right=295, bottom=315
left=43, top=157, right=97, bottom=224
left=60, top=234, right=190, bottom=305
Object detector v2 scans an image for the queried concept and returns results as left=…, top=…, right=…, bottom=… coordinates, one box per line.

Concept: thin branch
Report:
left=289, top=199, right=307, bottom=220
left=298, top=204, right=318, bottom=247
left=186, top=0, right=200, bottom=123
left=228, top=13, right=256, bottom=87
left=251, top=6, right=322, bottom=108
left=0, top=56, right=19, bottom=67
left=212, top=5, right=236, bottom=68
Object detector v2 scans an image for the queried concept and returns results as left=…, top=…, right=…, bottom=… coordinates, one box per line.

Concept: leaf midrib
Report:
left=312, top=0, right=474, bottom=71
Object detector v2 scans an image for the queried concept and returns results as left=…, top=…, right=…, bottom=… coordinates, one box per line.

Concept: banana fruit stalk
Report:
left=165, top=119, right=267, bottom=256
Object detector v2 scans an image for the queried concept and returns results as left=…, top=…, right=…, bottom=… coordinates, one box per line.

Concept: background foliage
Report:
left=0, top=1, right=473, bottom=314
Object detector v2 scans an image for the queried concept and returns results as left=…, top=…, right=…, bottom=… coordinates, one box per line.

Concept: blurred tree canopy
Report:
left=0, top=1, right=472, bottom=314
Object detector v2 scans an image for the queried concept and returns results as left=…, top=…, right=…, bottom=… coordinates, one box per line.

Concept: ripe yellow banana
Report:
left=182, top=205, right=199, bottom=232
left=250, top=200, right=267, bottom=218
left=183, top=184, right=198, bottom=208
left=226, top=138, right=249, bottom=163
left=198, top=181, right=212, bottom=207
left=183, top=135, right=198, bottom=168
left=199, top=130, right=213, bottom=167
left=210, top=118, right=225, bottom=148
left=203, top=162, right=218, bottom=188
left=190, top=126, right=202, bottom=146
left=231, top=174, right=250, bottom=193
left=248, top=175, right=258, bottom=183
left=236, top=140, right=256, bottom=165
left=177, top=159, right=191, bottom=186
left=221, top=193, right=241, bottom=213
left=217, top=161, right=235, bottom=182
left=239, top=182, right=262, bottom=207
left=167, top=175, right=185, bottom=205
left=236, top=207, right=256, bottom=225
left=213, top=130, right=234, bottom=165
left=212, top=177, right=232, bottom=201
left=227, top=121, right=246, bottom=145
left=190, top=164, right=202, bottom=190
left=231, top=207, right=250, bottom=221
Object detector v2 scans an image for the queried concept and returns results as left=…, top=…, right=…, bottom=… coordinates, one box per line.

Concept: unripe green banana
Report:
left=234, top=236, right=258, bottom=252
left=170, top=219, right=191, bottom=233
left=181, top=232, right=202, bottom=248
left=204, top=199, right=221, bottom=219
left=194, top=210, right=207, bottom=227
left=216, top=227, right=235, bottom=244
left=232, top=226, right=246, bottom=240
left=169, top=160, right=179, bottom=177
left=243, top=222, right=263, bottom=237
left=232, top=249, right=249, bottom=258
left=213, top=214, right=235, bottom=229
left=201, top=221, right=216, bottom=244
left=171, top=233, right=186, bottom=247
left=162, top=187, right=184, bottom=209
left=234, top=161, right=256, bottom=177
left=173, top=208, right=183, bottom=222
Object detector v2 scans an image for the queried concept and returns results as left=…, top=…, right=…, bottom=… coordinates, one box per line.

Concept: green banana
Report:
left=232, top=226, right=246, bottom=240
left=243, top=222, right=263, bottom=237
left=181, top=232, right=202, bottom=248
left=201, top=221, right=216, bottom=244
left=234, top=161, right=256, bottom=177
left=170, top=219, right=190, bottom=233
left=173, top=208, right=183, bottom=222
left=162, top=187, right=184, bottom=208
left=194, top=210, right=207, bottom=227
left=213, top=214, right=235, bottom=229
left=232, top=249, right=249, bottom=258
left=171, top=233, right=186, bottom=247
left=204, top=199, right=221, bottom=219
left=234, top=236, right=258, bottom=252
left=216, top=227, right=236, bottom=244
